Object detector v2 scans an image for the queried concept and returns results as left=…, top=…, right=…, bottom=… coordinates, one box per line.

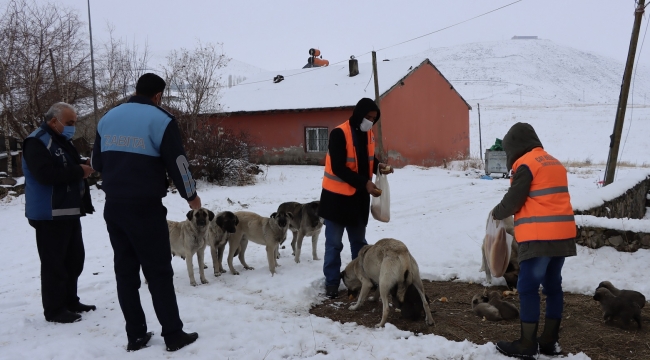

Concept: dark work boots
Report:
left=165, top=331, right=199, bottom=352
left=46, top=310, right=82, bottom=324
left=538, top=318, right=563, bottom=356
left=127, top=332, right=153, bottom=352
left=496, top=322, right=539, bottom=359
left=68, top=302, right=97, bottom=313
left=325, top=285, right=339, bottom=299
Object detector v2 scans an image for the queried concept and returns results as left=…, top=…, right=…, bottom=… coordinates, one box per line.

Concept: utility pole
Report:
left=478, top=103, right=483, bottom=160
left=87, top=0, right=99, bottom=129
left=49, top=49, right=61, bottom=101
left=604, top=0, right=645, bottom=186
left=372, top=51, right=386, bottom=160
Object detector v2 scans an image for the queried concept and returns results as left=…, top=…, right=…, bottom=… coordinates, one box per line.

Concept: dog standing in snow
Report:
left=224, top=211, right=292, bottom=275
left=168, top=208, right=214, bottom=286
left=341, top=238, right=434, bottom=328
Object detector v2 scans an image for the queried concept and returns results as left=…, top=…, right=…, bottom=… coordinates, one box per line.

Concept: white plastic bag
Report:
left=370, top=172, right=390, bottom=222
left=480, top=210, right=513, bottom=281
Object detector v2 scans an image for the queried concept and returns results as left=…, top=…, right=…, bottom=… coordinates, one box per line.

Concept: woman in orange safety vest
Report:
left=492, top=123, right=577, bottom=359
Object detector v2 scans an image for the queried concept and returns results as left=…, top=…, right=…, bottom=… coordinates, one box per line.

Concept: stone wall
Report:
left=577, top=227, right=650, bottom=252
left=574, top=176, right=650, bottom=219
left=575, top=176, right=650, bottom=252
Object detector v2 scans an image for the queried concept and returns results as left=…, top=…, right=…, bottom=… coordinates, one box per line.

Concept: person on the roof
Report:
left=318, top=97, right=393, bottom=299
left=492, top=122, right=577, bottom=359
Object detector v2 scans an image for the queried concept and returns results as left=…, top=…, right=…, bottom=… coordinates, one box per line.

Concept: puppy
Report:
left=341, top=238, right=434, bottom=328
left=593, top=287, right=642, bottom=329
left=488, top=291, right=519, bottom=320
left=392, top=283, right=432, bottom=321
left=225, top=211, right=292, bottom=275
left=168, top=208, right=214, bottom=286
left=276, top=201, right=323, bottom=263
left=597, top=281, right=646, bottom=309
left=205, top=211, right=239, bottom=277
left=472, top=294, right=502, bottom=321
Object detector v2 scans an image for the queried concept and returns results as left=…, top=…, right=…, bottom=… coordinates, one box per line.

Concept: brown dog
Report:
left=597, top=281, right=646, bottom=309
left=276, top=201, right=323, bottom=263
left=206, top=211, right=239, bottom=277
left=593, top=287, right=642, bottom=329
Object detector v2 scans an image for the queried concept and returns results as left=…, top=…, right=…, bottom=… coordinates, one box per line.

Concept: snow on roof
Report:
left=571, top=170, right=650, bottom=212
left=218, top=57, right=470, bottom=114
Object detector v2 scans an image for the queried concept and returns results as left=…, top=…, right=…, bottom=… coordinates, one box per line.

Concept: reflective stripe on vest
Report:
left=322, top=120, right=375, bottom=196
left=512, top=148, right=576, bottom=243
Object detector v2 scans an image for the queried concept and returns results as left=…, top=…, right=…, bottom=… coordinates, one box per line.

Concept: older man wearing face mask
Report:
left=319, top=97, right=393, bottom=299
left=22, top=102, right=96, bottom=324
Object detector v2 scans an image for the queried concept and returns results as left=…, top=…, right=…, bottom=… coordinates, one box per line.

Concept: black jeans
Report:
left=29, top=218, right=85, bottom=320
left=104, top=198, right=183, bottom=342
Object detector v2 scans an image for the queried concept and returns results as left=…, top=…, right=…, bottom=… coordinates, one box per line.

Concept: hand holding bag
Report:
left=480, top=210, right=513, bottom=281
left=370, top=172, right=390, bottom=222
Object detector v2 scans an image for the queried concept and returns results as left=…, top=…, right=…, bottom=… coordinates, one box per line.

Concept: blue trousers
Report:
left=518, top=256, right=565, bottom=323
left=323, top=219, right=368, bottom=287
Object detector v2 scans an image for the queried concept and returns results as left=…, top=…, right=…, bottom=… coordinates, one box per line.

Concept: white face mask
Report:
left=360, top=118, right=373, bottom=132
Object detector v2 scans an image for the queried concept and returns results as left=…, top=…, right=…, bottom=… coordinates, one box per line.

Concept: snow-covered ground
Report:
left=3, top=38, right=650, bottom=360
left=1, top=163, right=649, bottom=360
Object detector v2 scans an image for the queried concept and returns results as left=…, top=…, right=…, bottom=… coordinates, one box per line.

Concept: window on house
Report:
left=305, top=127, right=329, bottom=152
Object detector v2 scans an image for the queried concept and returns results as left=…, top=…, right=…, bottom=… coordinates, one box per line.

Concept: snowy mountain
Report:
left=400, top=39, right=650, bottom=106
left=219, top=58, right=267, bottom=88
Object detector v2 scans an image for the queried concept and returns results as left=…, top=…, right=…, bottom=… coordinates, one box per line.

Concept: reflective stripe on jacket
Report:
left=512, top=148, right=576, bottom=243
left=322, top=120, right=375, bottom=196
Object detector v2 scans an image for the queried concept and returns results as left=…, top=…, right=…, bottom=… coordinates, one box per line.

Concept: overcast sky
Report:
left=42, top=0, right=650, bottom=72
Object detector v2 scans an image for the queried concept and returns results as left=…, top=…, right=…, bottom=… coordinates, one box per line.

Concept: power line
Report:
left=376, top=0, right=523, bottom=52
left=231, top=0, right=524, bottom=88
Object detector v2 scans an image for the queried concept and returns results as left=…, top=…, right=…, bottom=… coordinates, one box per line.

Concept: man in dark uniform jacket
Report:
left=319, top=98, right=393, bottom=299
left=92, top=73, right=201, bottom=352
left=23, top=102, right=96, bottom=324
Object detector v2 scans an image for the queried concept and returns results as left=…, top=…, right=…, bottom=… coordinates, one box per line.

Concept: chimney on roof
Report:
left=349, top=56, right=359, bottom=77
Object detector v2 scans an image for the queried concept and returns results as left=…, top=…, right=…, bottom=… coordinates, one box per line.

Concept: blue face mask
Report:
left=57, top=119, right=76, bottom=140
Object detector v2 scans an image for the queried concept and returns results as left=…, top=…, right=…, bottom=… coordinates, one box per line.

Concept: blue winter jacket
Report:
left=91, top=96, right=197, bottom=202
left=23, top=124, right=86, bottom=220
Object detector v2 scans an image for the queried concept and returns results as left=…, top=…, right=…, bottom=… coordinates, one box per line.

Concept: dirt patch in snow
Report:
left=310, top=280, right=650, bottom=360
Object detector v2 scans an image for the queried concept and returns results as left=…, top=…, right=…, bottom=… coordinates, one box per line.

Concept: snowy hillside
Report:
left=220, top=58, right=267, bottom=88
left=404, top=39, right=650, bottom=105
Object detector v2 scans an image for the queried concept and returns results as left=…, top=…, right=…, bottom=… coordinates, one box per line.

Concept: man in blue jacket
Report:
left=92, top=73, right=201, bottom=352
left=23, top=102, right=96, bottom=324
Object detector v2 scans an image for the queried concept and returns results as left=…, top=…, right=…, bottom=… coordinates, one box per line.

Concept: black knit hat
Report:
left=136, top=73, right=166, bottom=98
left=349, top=97, right=381, bottom=128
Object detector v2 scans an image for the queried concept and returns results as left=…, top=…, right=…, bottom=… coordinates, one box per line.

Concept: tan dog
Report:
left=488, top=291, right=519, bottom=320
left=472, top=294, right=502, bottom=321
left=205, top=211, right=239, bottom=277
left=225, top=211, right=292, bottom=276
left=168, top=208, right=214, bottom=286
left=341, top=238, right=434, bottom=328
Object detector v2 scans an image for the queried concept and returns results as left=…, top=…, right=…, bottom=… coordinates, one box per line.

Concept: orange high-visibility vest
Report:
left=511, top=148, right=576, bottom=243
left=322, top=120, right=375, bottom=196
